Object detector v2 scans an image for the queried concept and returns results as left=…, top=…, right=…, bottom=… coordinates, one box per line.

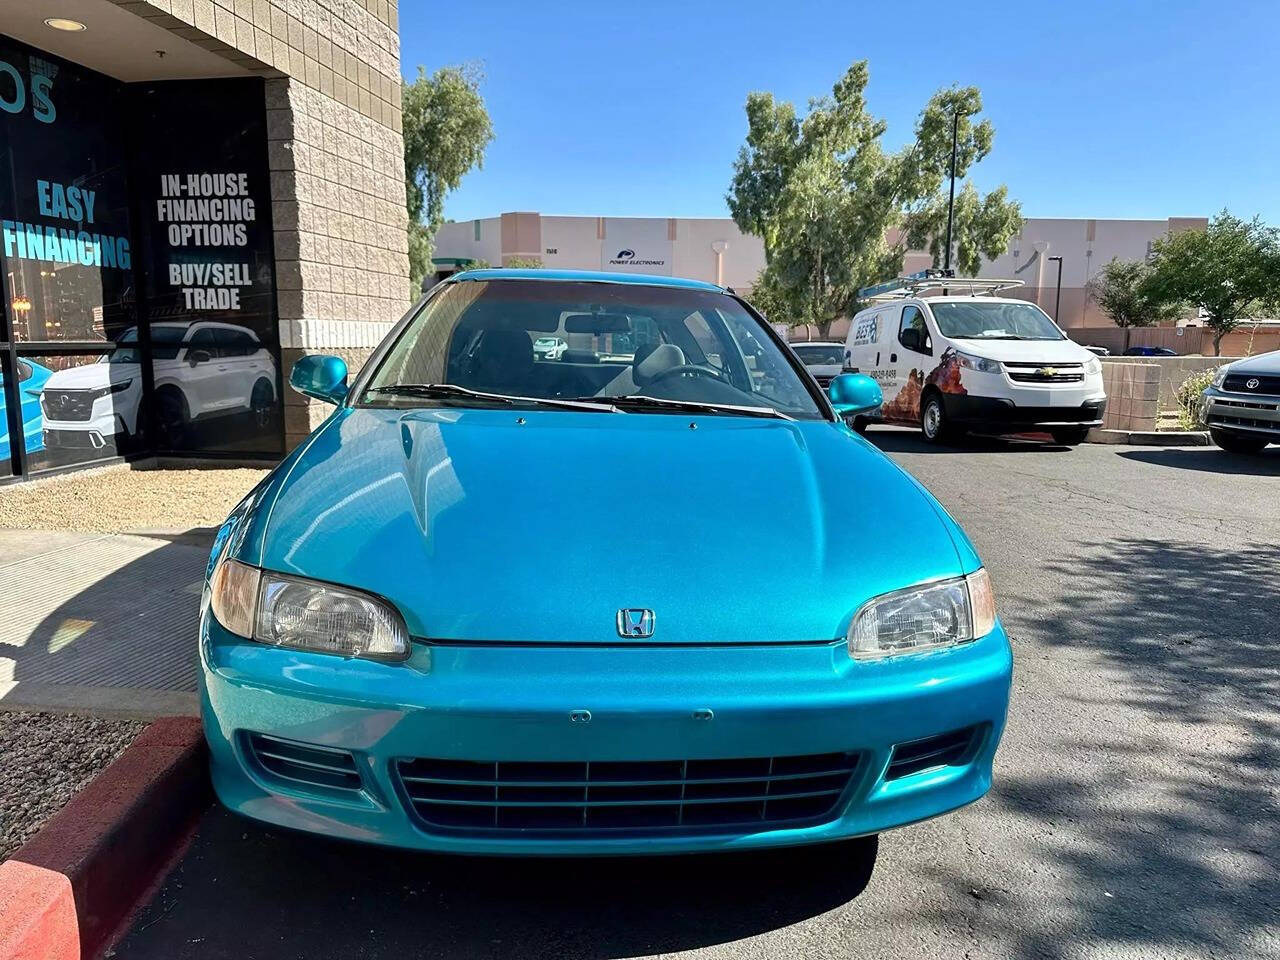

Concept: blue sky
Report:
left=401, top=0, right=1278, bottom=224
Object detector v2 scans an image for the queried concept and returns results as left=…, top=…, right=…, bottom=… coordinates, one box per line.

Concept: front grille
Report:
left=1208, top=413, right=1280, bottom=434
left=246, top=733, right=363, bottom=792
left=40, top=390, right=97, bottom=421
left=1223, top=373, right=1280, bottom=395
left=396, top=752, right=861, bottom=833
left=1003, top=362, right=1084, bottom=384
left=887, top=727, right=979, bottom=780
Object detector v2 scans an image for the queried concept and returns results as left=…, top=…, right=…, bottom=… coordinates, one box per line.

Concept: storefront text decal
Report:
left=156, top=173, right=256, bottom=310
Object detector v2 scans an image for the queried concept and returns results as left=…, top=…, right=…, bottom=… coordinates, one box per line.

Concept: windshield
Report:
left=793, top=344, right=843, bottom=365
left=361, top=280, right=824, bottom=419
left=929, top=301, right=1065, bottom=341
left=103, top=326, right=186, bottom=363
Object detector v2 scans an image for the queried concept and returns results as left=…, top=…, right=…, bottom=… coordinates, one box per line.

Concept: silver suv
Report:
left=1201, top=350, right=1280, bottom=454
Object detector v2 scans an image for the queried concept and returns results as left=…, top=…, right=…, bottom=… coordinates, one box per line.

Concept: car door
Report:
left=880, top=303, right=934, bottom=423
left=218, top=330, right=258, bottom=410
left=179, top=326, right=227, bottom=416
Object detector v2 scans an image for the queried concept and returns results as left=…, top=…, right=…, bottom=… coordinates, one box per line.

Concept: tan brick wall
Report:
left=1100, top=362, right=1160, bottom=431
left=117, top=0, right=411, bottom=452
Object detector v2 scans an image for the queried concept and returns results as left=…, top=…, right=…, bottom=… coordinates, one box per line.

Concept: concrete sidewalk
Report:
left=0, top=529, right=206, bottom=718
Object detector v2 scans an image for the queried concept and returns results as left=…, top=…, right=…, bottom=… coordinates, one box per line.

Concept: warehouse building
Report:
left=432, top=212, right=1209, bottom=333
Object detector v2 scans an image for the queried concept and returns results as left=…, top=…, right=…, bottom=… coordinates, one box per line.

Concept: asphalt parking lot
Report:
left=117, top=433, right=1280, bottom=960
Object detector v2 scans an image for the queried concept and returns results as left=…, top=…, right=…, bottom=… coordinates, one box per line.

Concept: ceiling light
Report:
left=44, top=18, right=87, bottom=32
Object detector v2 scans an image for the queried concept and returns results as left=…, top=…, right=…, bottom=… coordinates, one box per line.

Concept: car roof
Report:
left=445, top=268, right=725, bottom=293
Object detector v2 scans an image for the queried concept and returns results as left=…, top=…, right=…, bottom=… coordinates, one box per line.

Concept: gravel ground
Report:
left=0, top=464, right=269, bottom=533
left=0, top=710, right=144, bottom=860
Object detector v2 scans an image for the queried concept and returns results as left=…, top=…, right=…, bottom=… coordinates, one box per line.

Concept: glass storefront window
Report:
left=17, top=351, right=142, bottom=472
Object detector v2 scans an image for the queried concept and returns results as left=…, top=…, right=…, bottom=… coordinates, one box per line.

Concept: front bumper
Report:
left=1201, top=386, right=1280, bottom=440
left=200, top=613, right=1013, bottom=855
left=942, top=393, right=1106, bottom=428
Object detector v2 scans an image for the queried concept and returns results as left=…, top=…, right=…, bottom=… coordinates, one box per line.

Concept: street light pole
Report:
left=1048, top=255, right=1063, bottom=324
left=943, top=109, right=959, bottom=273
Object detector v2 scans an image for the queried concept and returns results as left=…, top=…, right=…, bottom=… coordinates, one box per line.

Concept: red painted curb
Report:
left=0, top=716, right=210, bottom=960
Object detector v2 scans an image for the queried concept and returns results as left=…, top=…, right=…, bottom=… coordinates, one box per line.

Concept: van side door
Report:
left=880, top=303, right=934, bottom=423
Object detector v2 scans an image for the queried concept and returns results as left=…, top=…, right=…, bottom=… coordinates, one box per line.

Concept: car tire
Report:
left=1050, top=426, right=1091, bottom=446
left=1209, top=428, right=1269, bottom=454
left=154, top=388, right=189, bottom=449
left=250, top=378, right=275, bottom=429
left=920, top=394, right=959, bottom=444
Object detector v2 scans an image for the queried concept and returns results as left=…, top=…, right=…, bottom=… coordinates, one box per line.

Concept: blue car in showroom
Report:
left=201, top=269, right=1012, bottom=855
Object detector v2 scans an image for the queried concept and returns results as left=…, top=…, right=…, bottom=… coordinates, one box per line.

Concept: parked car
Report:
left=1200, top=350, right=1280, bottom=454
left=201, top=269, right=1012, bottom=856
left=1083, top=345, right=1111, bottom=357
left=1123, top=346, right=1178, bottom=357
left=790, top=341, right=845, bottom=387
left=40, top=321, right=277, bottom=451
left=533, top=336, right=567, bottom=360
left=845, top=285, right=1106, bottom=445
left=0, top=358, right=52, bottom=461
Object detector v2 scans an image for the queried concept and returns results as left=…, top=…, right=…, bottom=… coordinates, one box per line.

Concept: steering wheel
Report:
left=646, top=363, right=730, bottom=385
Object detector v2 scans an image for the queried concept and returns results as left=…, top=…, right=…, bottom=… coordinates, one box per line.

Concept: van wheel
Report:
left=920, top=394, right=959, bottom=444
left=1210, top=428, right=1269, bottom=454
left=1050, top=426, right=1091, bottom=446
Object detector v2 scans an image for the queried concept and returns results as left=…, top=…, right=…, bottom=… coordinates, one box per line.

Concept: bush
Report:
left=1175, top=368, right=1217, bottom=430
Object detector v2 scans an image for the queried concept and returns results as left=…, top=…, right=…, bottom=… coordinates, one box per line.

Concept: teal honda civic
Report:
left=201, top=269, right=1012, bottom=855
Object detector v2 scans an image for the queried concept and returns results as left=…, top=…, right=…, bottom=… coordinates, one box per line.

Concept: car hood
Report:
left=43, top=362, right=136, bottom=390
left=246, top=407, right=972, bottom=644
left=948, top=339, right=1093, bottom=364
left=1227, top=350, right=1280, bottom=374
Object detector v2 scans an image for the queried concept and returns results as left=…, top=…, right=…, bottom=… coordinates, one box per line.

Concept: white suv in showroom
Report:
left=40, top=321, right=278, bottom=451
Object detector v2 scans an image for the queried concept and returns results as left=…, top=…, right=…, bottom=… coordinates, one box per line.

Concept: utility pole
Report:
left=943, top=109, right=959, bottom=273
left=1048, top=255, right=1063, bottom=324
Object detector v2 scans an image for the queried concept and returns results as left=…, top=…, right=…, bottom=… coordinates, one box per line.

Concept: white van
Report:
left=843, top=273, right=1106, bottom=445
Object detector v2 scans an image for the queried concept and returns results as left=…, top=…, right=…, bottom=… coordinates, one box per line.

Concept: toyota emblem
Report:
left=1246, top=378, right=1260, bottom=390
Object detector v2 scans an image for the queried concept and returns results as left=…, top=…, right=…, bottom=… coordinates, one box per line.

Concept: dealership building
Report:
left=0, top=1, right=409, bottom=483
left=432, top=212, right=1209, bottom=337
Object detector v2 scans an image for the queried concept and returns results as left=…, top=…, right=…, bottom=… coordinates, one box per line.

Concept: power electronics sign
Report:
left=601, top=220, right=671, bottom=274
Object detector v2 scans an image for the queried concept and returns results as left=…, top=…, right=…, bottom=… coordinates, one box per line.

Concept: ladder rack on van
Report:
left=858, top=269, right=1024, bottom=301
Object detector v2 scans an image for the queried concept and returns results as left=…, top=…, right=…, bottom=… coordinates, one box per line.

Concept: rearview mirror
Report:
left=827, top=373, right=882, bottom=418
left=290, top=354, right=349, bottom=405
left=564, top=313, right=631, bottom=334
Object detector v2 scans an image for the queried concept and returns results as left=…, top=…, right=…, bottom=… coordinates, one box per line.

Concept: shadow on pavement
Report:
left=118, top=809, right=878, bottom=959
left=0, top=530, right=209, bottom=693
left=912, top=537, right=1280, bottom=960
left=865, top=428, right=1073, bottom=455
left=1118, top=446, right=1280, bottom=476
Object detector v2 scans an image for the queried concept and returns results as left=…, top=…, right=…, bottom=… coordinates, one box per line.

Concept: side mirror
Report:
left=899, top=328, right=921, bottom=352
left=828, top=373, right=882, bottom=418
left=290, top=354, right=349, bottom=405
left=187, top=348, right=212, bottom=367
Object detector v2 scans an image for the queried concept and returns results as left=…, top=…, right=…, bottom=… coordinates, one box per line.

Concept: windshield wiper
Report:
left=364, top=383, right=616, bottom=412
left=572, top=394, right=795, bottom=421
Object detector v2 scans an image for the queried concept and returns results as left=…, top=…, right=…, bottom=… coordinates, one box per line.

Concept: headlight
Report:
left=1082, top=356, right=1102, bottom=376
left=848, top=568, right=996, bottom=660
left=956, top=352, right=1000, bottom=374
left=1211, top=365, right=1229, bottom=388
left=91, top=380, right=133, bottom=401
left=209, top=559, right=410, bottom=661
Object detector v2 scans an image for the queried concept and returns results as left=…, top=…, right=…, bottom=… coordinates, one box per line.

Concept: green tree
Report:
left=402, top=65, right=494, bottom=295
left=503, top=256, right=543, bottom=268
left=728, top=63, right=1021, bottom=333
left=1086, top=257, right=1183, bottom=329
left=1146, top=212, right=1280, bottom=355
